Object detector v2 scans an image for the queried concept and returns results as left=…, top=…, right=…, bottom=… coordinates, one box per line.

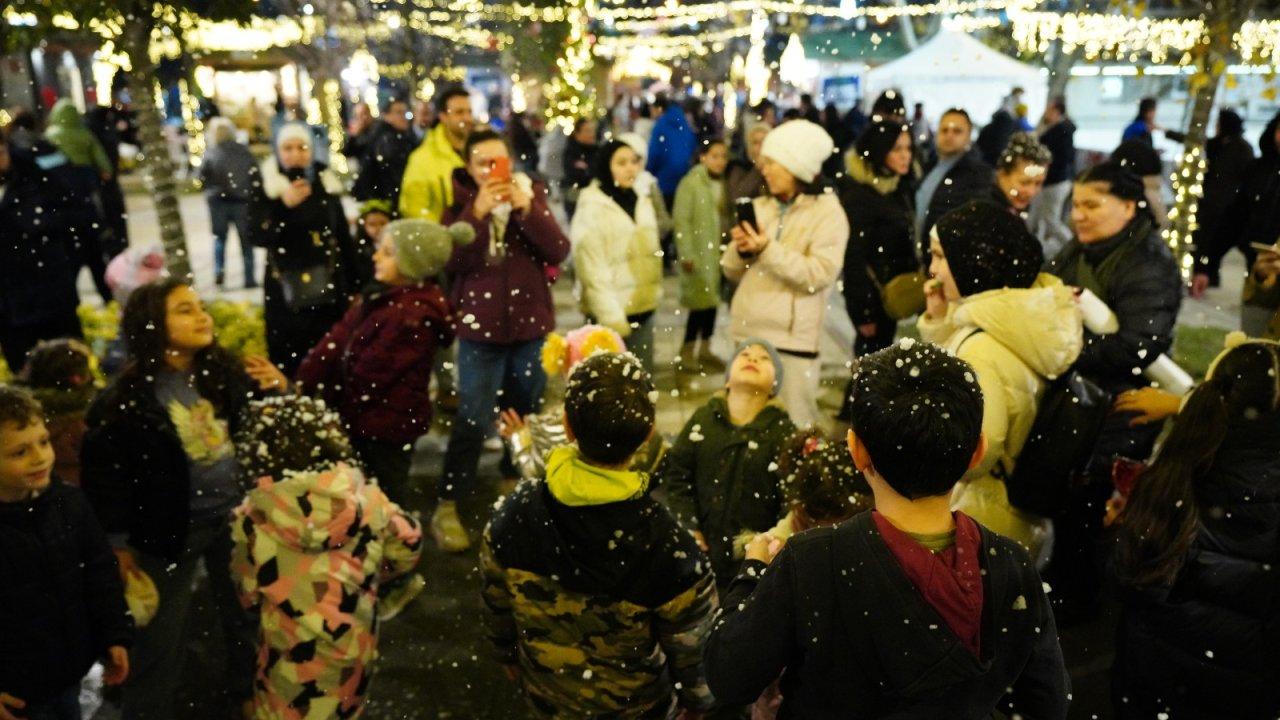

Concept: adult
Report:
left=1044, top=159, right=1181, bottom=619
left=84, top=104, right=130, bottom=253
left=989, top=132, right=1052, bottom=221
left=351, top=98, right=417, bottom=208
left=822, top=102, right=853, bottom=153
left=975, top=108, right=1017, bottom=168
left=411, top=99, right=433, bottom=142
left=1244, top=249, right=1280, bottom=340
left=921, top=200, right=1082, bottom=565
left=1191, top=109, right=1266, bottom=295
left=910, top=101, right=936, bottom=159
left=725, top=122, right=769, bottom=206
left=1029, top=97, right=1077, bottom=256
left=868, top=90, right=906, bottom=123
left=437, top=129, right=569, bottom=551
left=342, top=101, right=376, bottom=162
left=400, top=86, right=472, bottom=222
left=721, top=120, right=849, bottom=430
left=561, top=116, right=597, bottom=216
left=44, top=98, right=115, bottom=303
left=1111, top=339, right=1280, bottom=719
left=199, top=117, right=259, bottom=289
left=1111, top=138, right=1169, bottom=228
left=248, top=123, right=363, bottom=376
left=1122, top=97, right=1158, bottom=143
left=646, top=95, right=698, bottom=209
left=915, top=108, right=993, bottom=258
left=0, top=135, right=83, bottom=371
left=81, top=279, right=287, bottom=719
left=672, top=138, right=731, bottom=371
left=507, top=110, right=540, bottom=173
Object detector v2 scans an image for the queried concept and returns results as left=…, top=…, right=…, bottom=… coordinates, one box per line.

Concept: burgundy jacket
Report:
left=296, top=283, right=453, bottom=443
left=442, top=169, right=570, bottom=345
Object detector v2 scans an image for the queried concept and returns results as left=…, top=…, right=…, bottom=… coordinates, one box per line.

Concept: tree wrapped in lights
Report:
left=544, top=0, right=597, bottom=133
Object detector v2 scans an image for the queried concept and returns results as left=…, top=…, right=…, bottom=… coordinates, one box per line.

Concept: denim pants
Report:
left=440, top=338, right=547, bottom=499
left=208, top=197, right=255, bottom=281
left=21, top=685, right=81, bottom=720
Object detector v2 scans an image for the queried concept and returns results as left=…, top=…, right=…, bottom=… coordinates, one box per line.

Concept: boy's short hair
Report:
left=564, top=353, right=655, bottom=465
left=848, top=340, right=984, bottom=499
left=0, top=385, right=43, bottom=431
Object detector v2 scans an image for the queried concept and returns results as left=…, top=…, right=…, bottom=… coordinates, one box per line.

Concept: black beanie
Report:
left=854, top=120, right=910, bottom=176
left=936, top=200, right=1044, bottom=296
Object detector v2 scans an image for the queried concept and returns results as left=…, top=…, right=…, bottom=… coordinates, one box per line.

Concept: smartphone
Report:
left=489, top=156, right=512, bottom=184
left=734, top=197, right=758, bottom=232
left=1251, top=242, right=1279, bottom=254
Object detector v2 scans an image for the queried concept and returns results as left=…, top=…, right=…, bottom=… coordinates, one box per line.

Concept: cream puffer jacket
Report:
left=721, top=191, right=849, bottom=354
left=918, top=273, right=1083, bottom=566
left=570, top=180, right=664, bottom=336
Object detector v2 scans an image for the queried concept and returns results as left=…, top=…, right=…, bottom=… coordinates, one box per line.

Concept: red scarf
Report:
left=872, top=511, right=985, bottom=657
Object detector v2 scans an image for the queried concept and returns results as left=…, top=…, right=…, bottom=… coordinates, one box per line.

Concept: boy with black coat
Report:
left=704, top=340, right=1069, bottom=719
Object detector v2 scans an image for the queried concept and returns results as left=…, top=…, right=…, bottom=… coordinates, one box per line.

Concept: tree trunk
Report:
left=1045, top=40, right=1076, bottom=102
left=894, top=0, right=919, bottom=49
left=122, top=16, right=193, bottom=281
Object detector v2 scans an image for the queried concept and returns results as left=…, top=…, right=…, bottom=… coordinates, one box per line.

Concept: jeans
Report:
left=208, top=197, right=255, bottom=283
left=683, top=307, right=717, bottom=343
left=1028, top=181, right=1073, bottom=260
left=440, top=338, right=547, bottom=499
left=776, top=353, right=823, bottom=431
left=122, top=519, right=257, bottom=720
left=21, top=685, right=81, bottom=720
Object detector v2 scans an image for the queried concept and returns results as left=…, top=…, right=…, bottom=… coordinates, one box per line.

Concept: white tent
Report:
left=864, top=30, right=1046, bottom=127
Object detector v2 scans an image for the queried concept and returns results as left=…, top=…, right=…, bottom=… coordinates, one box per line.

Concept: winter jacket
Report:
left=81, top=368, right=256, bottom=561
left=399, top=123, right=465, bottom=222
left=975, top=111, right=1017, bottom=169
left=442, top=169, right=569, bottom=344
left=1192, top=133, right=1256, bottom=281
left=1112, top=415, right=1280, bottom=719
left=505, top=404, right=666, bottom=484
left=725, top=159, right=765, bottom=206
left=1209, top=114, right=1280, bottom=279
left=705, top=511, right=1070, bottom=719
left=1046, top=215, right=1181, bottom=394
left=647, top=104, right=698, bottom=199
left=1040, top=119, right=1077, bottom=185
left=837, top=155, right=919, bottom=325
left=562, top=137, right=597, bottom=200
left=659, top=395, right=796, bottom=586
left=0, top=480, right=133, bottom=705
left=570, top=181, right=664, bottom=335
left=248, top=159, right=363, bottom=376
left=44, top=99, right=112, bottom=176
left=481, top=447, right=717, bottom=718
left=672, top=164, right=729, bottom=310
left=721, top=191, right=849, bottom=354
left=919, top=150, right=994, bottom=258
left=351, top=119, right=418, bottom=206
left=199, top=138, right=259, bottom=202
left=296, top=283, right=454, bottom=443
left=919, top=274, right=1083, bottom=563
left=231, top=463, right=422, bottom=719
left=0, top=145, right=81, bottom=329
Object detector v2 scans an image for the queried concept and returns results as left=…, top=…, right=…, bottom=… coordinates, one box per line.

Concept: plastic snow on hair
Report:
left=234, top=394, right=355, bottom=483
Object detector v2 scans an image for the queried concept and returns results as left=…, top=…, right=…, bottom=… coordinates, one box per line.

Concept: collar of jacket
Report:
left=259, top=157, right=344, bottom=198
left=846, top=152, right=901, bottom=195
left=1081, top=214, right=1154, bottom=264
left=707, top=393, right=788, bottom=431
left=545, top=445, right=648, bottom=507
left=427, top=123, right=465, bottom=165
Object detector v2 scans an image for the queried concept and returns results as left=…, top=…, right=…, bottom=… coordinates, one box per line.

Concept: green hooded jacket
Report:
left=672, top=164, right=728, bottom=310
left=44, top=99, right=112, bottom=175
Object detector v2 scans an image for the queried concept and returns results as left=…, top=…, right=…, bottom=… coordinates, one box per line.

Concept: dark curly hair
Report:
left=777, top=430, right=872, bottom=524
left=234, top=395, right=355, bottom=482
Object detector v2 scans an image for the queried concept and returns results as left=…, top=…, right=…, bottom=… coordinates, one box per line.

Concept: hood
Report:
left=1260, top=112, right=1280, bottom=161
left=242, top=462, right=378, bottom=552
left=953, top=273, right=1083, bottom=379
left=47, top=99, right=84, bottom=130
left=845, top=152, right=900, bottom=195
left=545, top=446, right=648, bottom=507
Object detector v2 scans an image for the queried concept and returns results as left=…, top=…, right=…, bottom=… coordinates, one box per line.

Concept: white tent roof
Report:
left=864, top=30, right=1046, bottom=126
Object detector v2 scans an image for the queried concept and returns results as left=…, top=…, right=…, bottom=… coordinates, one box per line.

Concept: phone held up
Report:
left=734, top=197, right=759, bottom=233
left=489, top=156, right=512, bottom=184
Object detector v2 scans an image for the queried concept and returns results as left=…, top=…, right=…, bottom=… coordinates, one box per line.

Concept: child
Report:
left=231, top=394, right=423, bottom=720
left=0, top=386, right=131, bottom=720
left=351, top=199, right=394, bottom=288
left=296, top=218, right=468, bottom=504
left=705, top=340, right=1070, bottom=719
left=17, top=339, right=98, bottom=486
left=672, top=138, right=730, bottom=372
left=481, top=352, right=717, bottom=719
left=660, top=338, right=795, bottom=589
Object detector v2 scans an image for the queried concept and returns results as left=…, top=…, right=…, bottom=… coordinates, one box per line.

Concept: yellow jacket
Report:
left=398, top=124, right=464, bottom=222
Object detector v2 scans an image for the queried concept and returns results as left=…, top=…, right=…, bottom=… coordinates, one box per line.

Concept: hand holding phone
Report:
left=489, top=156, right=512, bottom=184
left=734, top=197, right=758, bottom=233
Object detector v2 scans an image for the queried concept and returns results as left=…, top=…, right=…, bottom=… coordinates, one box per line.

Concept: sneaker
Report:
left=377, top=573, right=426, bottom=621
left=214, top=271, right=225, bottom=288
left=430, top=501, right=472, bottom=552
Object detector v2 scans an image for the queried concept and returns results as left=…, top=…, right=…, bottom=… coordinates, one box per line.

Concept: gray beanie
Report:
left=385, top=219, right=475, bottom=281
left=728, top=338, right=785, bottom=396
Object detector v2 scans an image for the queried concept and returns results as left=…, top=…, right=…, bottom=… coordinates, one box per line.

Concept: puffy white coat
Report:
left=569, top=180, right=664, bottom=335
left=918, top=273, right=1083, bottom=566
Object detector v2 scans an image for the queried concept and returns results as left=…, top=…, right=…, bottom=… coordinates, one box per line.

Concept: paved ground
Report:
left=89, top=187, right=1243, bottom=719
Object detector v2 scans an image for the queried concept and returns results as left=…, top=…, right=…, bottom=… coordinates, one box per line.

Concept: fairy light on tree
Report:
left=545, top=0, right=597, bottom=133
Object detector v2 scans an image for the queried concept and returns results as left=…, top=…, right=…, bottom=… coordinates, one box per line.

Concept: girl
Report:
left=80, top=278, right=287, bottom=719
left=673, top=139, right=731, bottom=373
left=231, top=394, right=422, bottom=720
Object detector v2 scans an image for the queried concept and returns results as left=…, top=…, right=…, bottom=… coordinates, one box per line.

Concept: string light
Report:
left=1011, top=12, right=1280, bottom=65
left=594, top=26, right=751, bottom=60
left=1162, top=146, right=1205, bottom=279
left=322, top=79, right=348, bottom=175
left=544, top=0, right=597, bottom=132
left=179, top=79, right=205, bottom=168
left=745, top=10, right=770, bottom=106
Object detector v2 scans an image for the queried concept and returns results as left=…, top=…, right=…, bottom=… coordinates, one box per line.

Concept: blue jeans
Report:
left=22, top=685, right=81, bottom=720
left=207, top=197, right=255, bottom=282
left=440, top=338, right=547, bottom=498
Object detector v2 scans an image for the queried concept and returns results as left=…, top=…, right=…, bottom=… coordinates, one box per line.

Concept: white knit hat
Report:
left=760, top=120, right=834, bottom=183
left=275, top=122, right=312, bottom=151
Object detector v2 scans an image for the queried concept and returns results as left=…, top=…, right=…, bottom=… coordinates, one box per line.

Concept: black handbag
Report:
left=274, top=231, right=339, bottom=312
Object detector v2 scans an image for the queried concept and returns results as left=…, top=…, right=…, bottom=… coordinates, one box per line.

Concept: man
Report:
left=342, top=102, right=375, bottom=162
left=646, top=95, right=697, bottom=210
left=351, top=98, right=417, bottom=207
left=400, top=86, right=473, bottom=222
left=915, top=108, right=993, bottom=256
left=1029, top=96, right=1077, bottom=255
left=434, top=129, right=570, bottom=552
left=1122, top=97, right=1158, bottom=143
left=411, top=99, right=433, bottom=142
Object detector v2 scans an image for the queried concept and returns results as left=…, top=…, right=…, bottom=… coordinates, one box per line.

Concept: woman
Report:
left=1111, top=336, right=1280, bottom=719
left=673, top=138, right=730, bottom=372
left=1190, top=109, right=1256, bottom=295
left=721, top=120, right=849, bottom=430
left=80, top=278, right=287, bottom=719
left=248, top=122, right=363, bottom=377
left=990, top=132, right=1052, bottom=222
left=920, top=200, right=1083, bottom=566
left=570, top=139, right=664, bottom=371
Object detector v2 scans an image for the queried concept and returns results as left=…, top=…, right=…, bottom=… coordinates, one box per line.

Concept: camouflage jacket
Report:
left=481, top=452, right=717, bottom=718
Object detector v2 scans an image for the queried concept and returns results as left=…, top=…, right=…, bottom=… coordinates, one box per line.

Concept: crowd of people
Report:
left=1, top=81, right=1279, bottom=720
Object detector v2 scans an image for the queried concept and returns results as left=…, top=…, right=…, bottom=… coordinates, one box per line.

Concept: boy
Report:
left=0, top=386, right=131, bottom=720
left=481, top=352, right=717, bottom=719
left=704, top=340, right=1069, bottom=719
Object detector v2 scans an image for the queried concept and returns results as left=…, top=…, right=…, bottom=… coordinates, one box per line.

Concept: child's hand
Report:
left=103, top=645, right=130, bottom=685
left=0, top=693, right=26, bottom=720
left=745, top=532, right=784, bottom=565
left=114, top=548, right=139, bottom=574
left=245, top=356, right=288, bottom=392
left=497, top=409, right=526, bottom=439
left=691, top=530, right=709, bottom=552
left=281, top=179, right=312, bottom=209
left=1114, top=387, right=1180, bottom=426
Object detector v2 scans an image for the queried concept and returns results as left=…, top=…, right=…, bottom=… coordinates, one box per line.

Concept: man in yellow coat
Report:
left=399, top=86, right=473, bottom=221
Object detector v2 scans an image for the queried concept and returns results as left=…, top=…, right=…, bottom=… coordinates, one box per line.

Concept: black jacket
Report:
left=0, top=480, right=133, bottom=704
left=81, top=368, right=255, bottom=561
left=562, top=137, right=597, bottom=197
left=975, top=111, right=1017, bottom=169
left=351, top=120, right=417, bottom=205
left=919, top=150, right=994, bottom=258
left=1112, top=416, right=1280, bottom=719
left=1192, top=133, right=1257, bottom=281
left=705, top=512, right=1070, bottom=719
left=1046, top=216, right=1182, bottom=394
left=1205, top=115, right=1280, bottom=280
left=1040, top=119, right=1077, bottom=185
left=837, top=174, right=918, bottom=324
